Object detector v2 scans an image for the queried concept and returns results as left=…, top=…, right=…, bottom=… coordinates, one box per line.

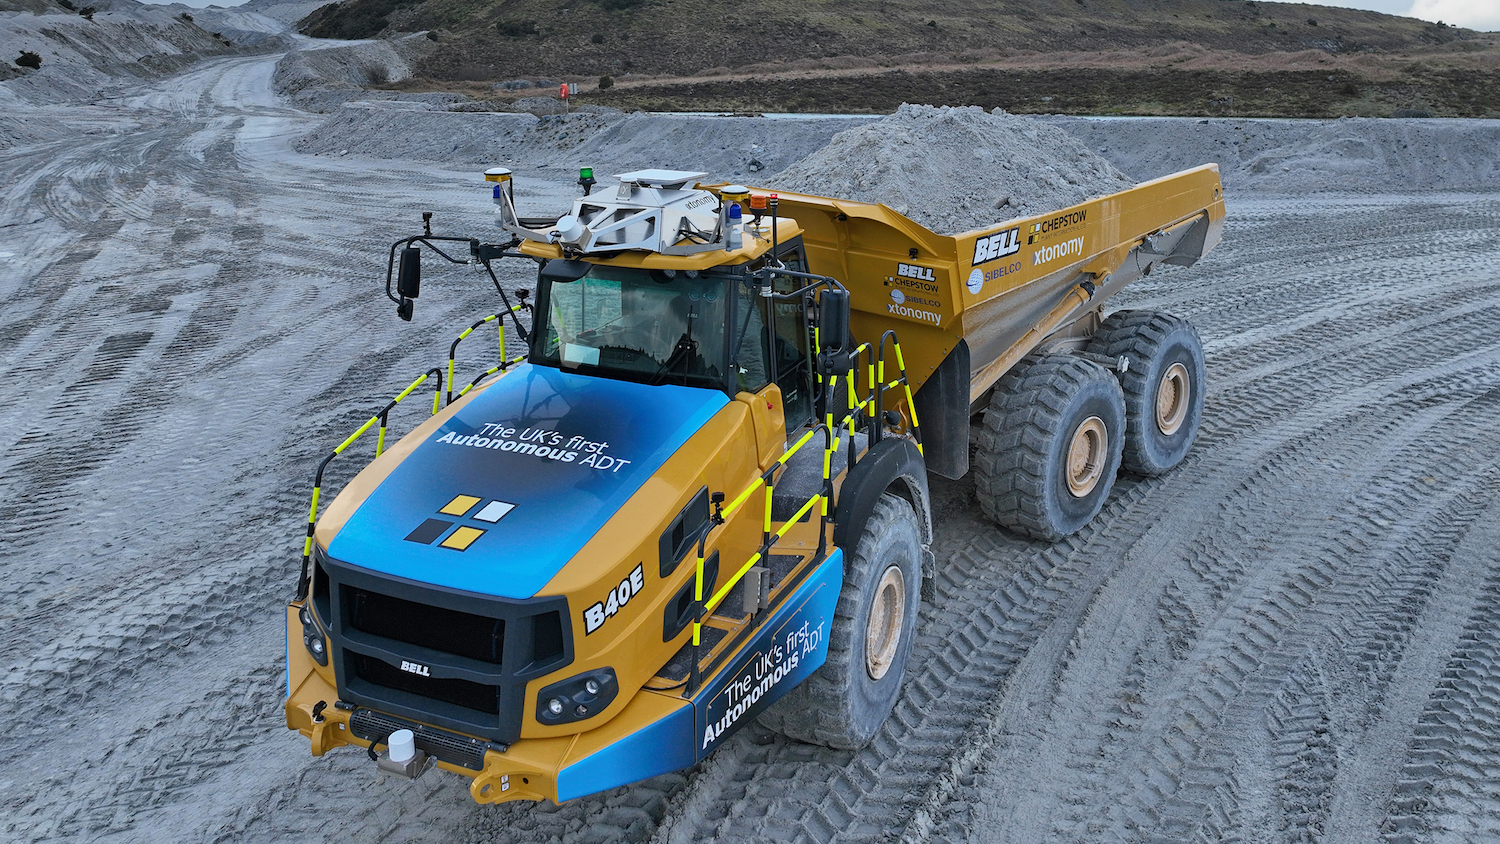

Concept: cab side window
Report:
left=732, top=282, right=771, bottom=393
left=769, top=248, right=814, bottom=433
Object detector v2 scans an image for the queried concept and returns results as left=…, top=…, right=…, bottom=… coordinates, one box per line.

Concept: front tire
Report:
left=975, top=353, right=1126, bottom=540
left=1087, top=310, right=1206, bottom=476
left=759, top=493, right=922, bottom=749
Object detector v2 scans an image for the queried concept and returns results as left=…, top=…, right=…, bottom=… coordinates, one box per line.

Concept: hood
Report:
left=326, top=363, right=728, bottom=599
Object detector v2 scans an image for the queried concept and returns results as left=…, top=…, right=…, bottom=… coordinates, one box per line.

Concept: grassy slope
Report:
left=304, top=0, right=1471, bottom=76
left=304, top=0, right=1500, bottom=116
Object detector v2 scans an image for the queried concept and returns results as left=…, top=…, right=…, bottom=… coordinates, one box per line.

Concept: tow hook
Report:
left=375, top=729, right=430, bottom=779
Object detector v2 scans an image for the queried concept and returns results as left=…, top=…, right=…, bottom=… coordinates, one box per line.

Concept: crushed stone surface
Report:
left=1042, top=114, right=1500, bottom=193
left=294, top=104, right=876, bottom=184
left=6, top=13, right=1500, bottom=843
left=765, top=104, right=1136, bottom=234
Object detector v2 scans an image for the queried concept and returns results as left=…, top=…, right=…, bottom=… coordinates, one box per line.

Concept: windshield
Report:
left=536, top=266, right=731, bottom=389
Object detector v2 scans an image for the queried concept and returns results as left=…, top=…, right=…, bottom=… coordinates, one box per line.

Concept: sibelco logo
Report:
left=972, top=227, right=1021, bottom=266
left=967, top=260, right=1024, bottom=294
left=897, top=263, right=936, bottom=282
left=400, top=660, right=431, bottom=677
left=1033, top=236, right=1085, bottom=266
left=890, top=288, right=905, bottom=305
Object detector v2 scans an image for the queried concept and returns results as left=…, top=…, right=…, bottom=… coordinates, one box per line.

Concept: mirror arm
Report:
left=482, top=259, right=531, bottom=342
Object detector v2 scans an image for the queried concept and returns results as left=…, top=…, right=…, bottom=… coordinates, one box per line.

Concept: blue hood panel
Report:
left=327, top=364, right=728, bottom=599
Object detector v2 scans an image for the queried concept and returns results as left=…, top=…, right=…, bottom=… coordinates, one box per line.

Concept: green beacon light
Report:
left=578, top=167, right=596, bottom=196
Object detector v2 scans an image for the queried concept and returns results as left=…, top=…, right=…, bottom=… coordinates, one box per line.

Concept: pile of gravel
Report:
left=766, top=104, right=1136, bottom=234
left=295, top=105, right=878, bottom=181
left=0, top=2, right=244, bottom=104
left=272, top=39, right=418, bottom=113
left=1042, top=116, right=1500, bottom=194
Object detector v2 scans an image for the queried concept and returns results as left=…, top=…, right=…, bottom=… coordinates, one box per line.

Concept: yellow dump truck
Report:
left=284, top=164, right=1224, bottom=803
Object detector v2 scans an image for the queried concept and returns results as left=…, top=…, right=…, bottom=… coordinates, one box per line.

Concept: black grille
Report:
left=317, top=550, right=573, bottom=745
left=351, top=652, right=501, bottom=714
left=346, top=585, right=505, bottom=664
left=532, top=610, right=565, bottom=666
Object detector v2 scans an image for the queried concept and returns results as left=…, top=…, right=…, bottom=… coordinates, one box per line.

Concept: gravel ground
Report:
left=4, top=43, right=1500, bottom=844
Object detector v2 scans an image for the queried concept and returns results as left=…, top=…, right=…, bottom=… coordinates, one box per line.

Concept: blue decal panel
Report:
left=326, top=363, right=728, bottom=599
left=694, top=550, right=842, bottom=759
left=555, top=701, right=696, bottom=803
left=551, top=550, right=843, bottom=802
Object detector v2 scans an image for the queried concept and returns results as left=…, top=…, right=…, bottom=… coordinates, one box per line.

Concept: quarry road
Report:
left=2, top=54, right=1499, bottom=844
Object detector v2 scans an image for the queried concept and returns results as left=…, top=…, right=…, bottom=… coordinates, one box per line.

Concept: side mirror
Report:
left=396, top=246, right=421, bottom=298
left=817, top=288, right=850, bottom=353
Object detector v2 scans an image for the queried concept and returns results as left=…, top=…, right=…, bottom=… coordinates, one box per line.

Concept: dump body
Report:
left=767, top=164, right=1225, bottom=475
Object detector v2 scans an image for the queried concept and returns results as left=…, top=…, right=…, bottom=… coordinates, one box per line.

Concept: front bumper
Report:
left=284, top=547, right=843, bottom=805
left=284, top=602, right=694, bottom=804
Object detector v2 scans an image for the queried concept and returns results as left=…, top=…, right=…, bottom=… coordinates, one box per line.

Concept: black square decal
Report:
left=405, top=518, right=452, bottom=544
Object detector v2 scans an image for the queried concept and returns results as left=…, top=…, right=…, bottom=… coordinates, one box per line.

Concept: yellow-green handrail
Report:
left=447, top=306, right=527, bottom=405
left=687, top=423, right=833, bottom=691
left=296, top=367, right=443, bottom=600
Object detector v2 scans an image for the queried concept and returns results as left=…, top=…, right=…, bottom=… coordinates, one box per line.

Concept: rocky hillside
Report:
left=298, top=0, right=1480, bottom=80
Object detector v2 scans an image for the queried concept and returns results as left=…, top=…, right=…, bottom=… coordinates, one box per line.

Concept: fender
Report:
left=833, top=437, right=933, bottom=552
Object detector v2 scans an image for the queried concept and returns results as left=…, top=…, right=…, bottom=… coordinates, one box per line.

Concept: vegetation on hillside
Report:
left=300, top=0, right=1477, bottom=79
left=301, top=0, right=1499, bottom=117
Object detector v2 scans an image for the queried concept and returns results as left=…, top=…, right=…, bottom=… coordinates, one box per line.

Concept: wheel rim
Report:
left=1155, top=362, right=1191, bottom=436
left=865, top=565, right=906, bottom=681
left=1066, top=416, right=1107, bottom=498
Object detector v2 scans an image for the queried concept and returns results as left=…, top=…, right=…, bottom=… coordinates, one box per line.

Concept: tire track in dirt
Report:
left=0, top=56, right=532, bottom=841
left=6, top=52, right=1500, bottom=843
left=909, top=200, right=1500, bottom=844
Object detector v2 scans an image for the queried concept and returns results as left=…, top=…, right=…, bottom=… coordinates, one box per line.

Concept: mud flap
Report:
left=912, top=339, right=970, bottom=480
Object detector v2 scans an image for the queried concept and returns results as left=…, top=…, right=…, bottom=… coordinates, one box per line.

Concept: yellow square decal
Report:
left=440, top=494, right=482, bottom=516
left=440, top=526, right=485, bottom=551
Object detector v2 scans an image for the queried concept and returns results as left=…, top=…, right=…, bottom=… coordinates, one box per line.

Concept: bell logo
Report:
left=400, top=660, right=432, bottom=677
left=897, top=263, right=936, bottom=281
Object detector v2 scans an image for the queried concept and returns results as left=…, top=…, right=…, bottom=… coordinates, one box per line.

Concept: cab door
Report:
left=767, top=245, right=815, bottom=436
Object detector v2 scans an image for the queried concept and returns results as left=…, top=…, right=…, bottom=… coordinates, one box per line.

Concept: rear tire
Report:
left=759, top=493, right=922, bottom=749
left=1087, top=310, right=1205, bottom=476
left=975, top=353, right=1126, bottom=540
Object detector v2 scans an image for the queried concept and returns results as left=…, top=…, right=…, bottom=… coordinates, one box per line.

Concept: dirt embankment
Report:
left=271, top=35, right=429, bottom=112
left=578, top=62, right=1500, bottom=119
left=0, top=0, right=291, bottom=105
left=292, top=99, right=1500, bottom=198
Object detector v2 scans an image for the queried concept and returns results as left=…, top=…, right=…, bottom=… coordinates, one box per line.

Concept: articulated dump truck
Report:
left=285, top=163, right=1224, bottom=804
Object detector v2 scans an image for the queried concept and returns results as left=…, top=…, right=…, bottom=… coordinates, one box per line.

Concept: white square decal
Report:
left=473, top=500, right=516, bottom=523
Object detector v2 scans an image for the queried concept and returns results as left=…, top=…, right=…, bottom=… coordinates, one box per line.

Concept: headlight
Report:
left=299, top=604, right=329, bottom=667
left=535, top=668, right=618, bottom=726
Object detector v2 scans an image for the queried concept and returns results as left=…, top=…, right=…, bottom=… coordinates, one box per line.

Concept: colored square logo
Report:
left=440, top=494, right=482, bottom=516
left=473, top=500, right=515, bottom=523
left=405, top=518, right=452, bottom=544
left=440, top=525, right=486, bottom=551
